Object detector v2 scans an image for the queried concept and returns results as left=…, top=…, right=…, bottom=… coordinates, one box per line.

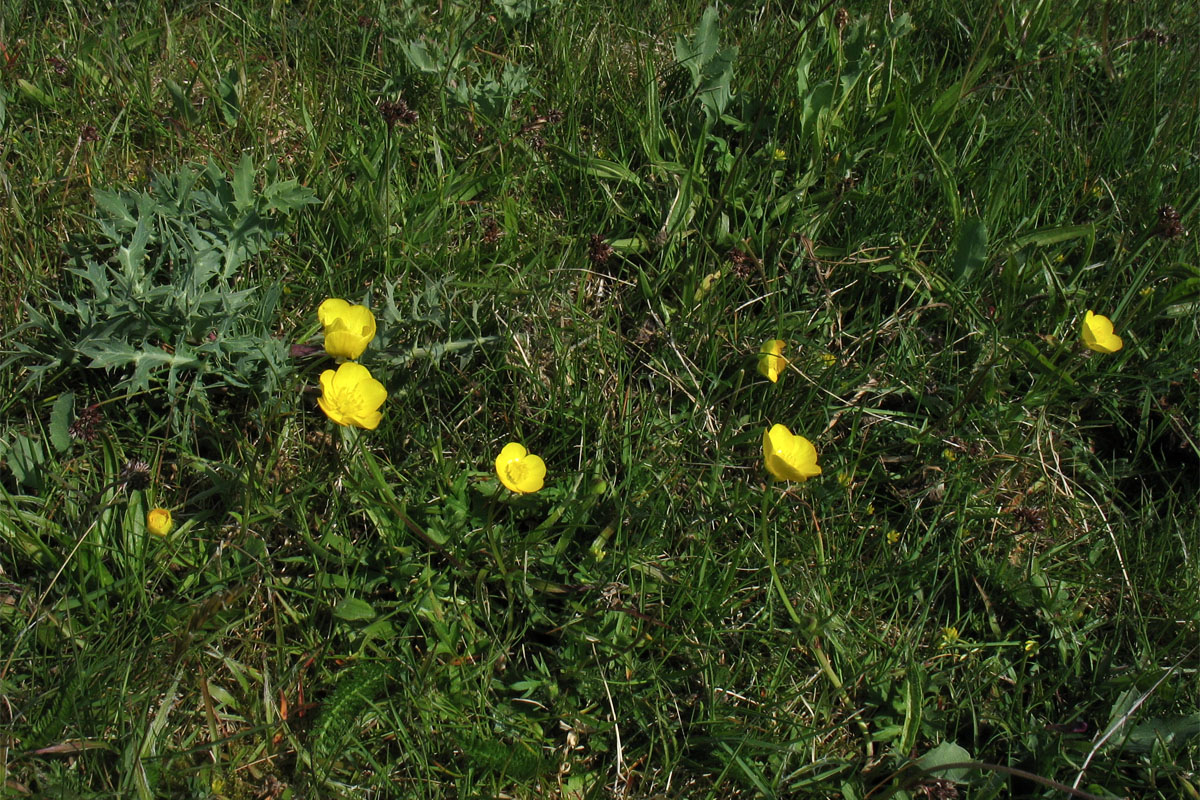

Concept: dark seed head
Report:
left=727, top=247, right=759, bottom=279
left=379, top=98, right=418, bottom=128
left=69, top=403, right=103, bottom=443
left=481, top=217, right=502, bottom=245
left=121, top=459, right=152, bottom=491
left=588, top=234, right=614, bottom=266
left=1155, top=205, right=1185, bottom=240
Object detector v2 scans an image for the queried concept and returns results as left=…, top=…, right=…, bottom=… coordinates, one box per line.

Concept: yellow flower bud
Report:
left=318, top=298, right=377, bottom=360
left=147, top=507, right=173, bottom=536
left=757, top=340, right=787, bottom=383
left=1081, top=310, right=1123, bottom=353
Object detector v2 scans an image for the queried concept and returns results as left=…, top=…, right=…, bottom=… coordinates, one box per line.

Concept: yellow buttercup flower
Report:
left=495, top=442, right=546, bottom=494
left=318, top=298, right=377, bottom=360
left=147, top=507, right=173, bottom=536
left=757, top=340, right=787, bottom=383
left=762, top=424, right=821, bottom=482
left=1081, top=310, right=1123, bottom=353
left=317, top=362, right=387, bottom=429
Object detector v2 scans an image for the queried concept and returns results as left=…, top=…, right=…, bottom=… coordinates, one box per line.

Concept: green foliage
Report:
left=1, top=1, right=1197, bottom=798
left=455, top=733, right=547, bottom=781
left=309, top=661, right=393, bottom=763
left=10, top=155, right=317, bottom=404
left=674, top=5, right=738, bottom=123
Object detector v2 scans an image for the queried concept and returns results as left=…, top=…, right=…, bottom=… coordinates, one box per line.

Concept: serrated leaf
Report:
left=93, top=189, right=137, bottom=228
left=333, top=597, right=376, bottom=621
left=401, top=39, right=439, bottom=73
left=49, top=393, right=74, bottom=453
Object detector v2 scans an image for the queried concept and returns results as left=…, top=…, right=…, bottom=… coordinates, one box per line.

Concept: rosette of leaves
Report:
left=9, top=155, right=318, bottom=408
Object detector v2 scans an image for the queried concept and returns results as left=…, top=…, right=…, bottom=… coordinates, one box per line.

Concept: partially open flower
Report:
left=495, top=442, right=546, bottom=494
left=757, top=340, right=788, bottom=383
left=318, top=298, right=377, bottom=360
left=147, top=508, right=173, bottom=536
left=763, top=424, right=821, bottom=482
left=1081, top=310, right=1123, bottom=353
left=318, top=362, right=387, bottom=429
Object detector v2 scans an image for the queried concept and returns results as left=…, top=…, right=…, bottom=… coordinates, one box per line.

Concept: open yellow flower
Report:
left=147, top=507, right=173, bottom=536
left=757, top=340, right=787, bottom=383
left=762, top=424, right=821, bottom=482
left=495, top=442, right=546, bottom=494
left=318, top=362, right=387, bottom=429
left=1081, top=310, right=1123, bottom=353
left=318, top=298, right=377, bottom=360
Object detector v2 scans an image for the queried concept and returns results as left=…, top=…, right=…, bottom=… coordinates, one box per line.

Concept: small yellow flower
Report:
left=1081, top=310, right=1123, bottom=354
left=757, top=340, right=788, bottom=383
left=147, top=507, right=173, bottom=536
left=886, top=529, right=900, bottom=544
left=939, top=626, right=959, bottom=648
left=495, top=442, right=547, bottom=494
left=317, top=362, right=387, bottom=429
left=943, top=448, right=957, bottom=462
left=318, top=298, right=377, bottom=360
left=1024, top=639, right=1038, bottom=654
left=820, top=352, right=837, bottom=367
left=773, top=147, right=787, bottom=161
left=866, top=503, right=875, bottom=515
left=762, top=424, right=821, bottom=482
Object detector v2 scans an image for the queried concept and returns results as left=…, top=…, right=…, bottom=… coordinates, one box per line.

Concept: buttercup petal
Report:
left=344, top=304, right=377, bottom=338
left=356, top=376, right=388, bottom=411
left=515, top=454, right=547, bottom=492
left=496, top=442, right=528, bottom=467
left=331, top=361, right=372, bottom=390
left=318, top=298, right=352, bottom=327
left=352, top=409, right=383, bottom=430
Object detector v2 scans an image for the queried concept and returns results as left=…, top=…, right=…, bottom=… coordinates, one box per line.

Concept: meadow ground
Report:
left=1, top=1, right=1197, bottom=798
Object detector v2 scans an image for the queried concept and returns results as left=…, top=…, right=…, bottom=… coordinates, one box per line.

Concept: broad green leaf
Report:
left=951, top=217, right=988, bottom=283
left=333, top=597, right=377, bottom=622
left=917, top=740, right=972, bottom=783
left=17, top=78, right=54, bottom=107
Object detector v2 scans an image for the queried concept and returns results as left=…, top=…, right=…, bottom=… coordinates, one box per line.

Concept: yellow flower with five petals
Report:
left=762, top=424, right=821, bottom=482
left=495, top=442, right=546, bottom=494
left=318, top=362, right=387, bottom=429
left=318, top=298, right=377, bottom=360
